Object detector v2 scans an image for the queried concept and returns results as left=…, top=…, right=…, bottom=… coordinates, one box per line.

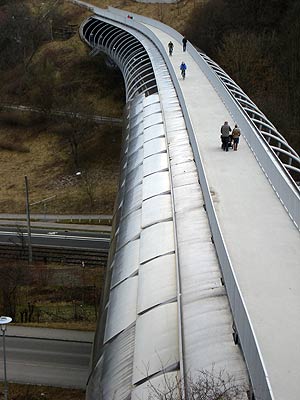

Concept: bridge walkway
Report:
left=144, top=24, right=300, bottom=400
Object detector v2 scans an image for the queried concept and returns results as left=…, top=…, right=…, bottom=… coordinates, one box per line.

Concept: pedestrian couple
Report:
left=220, top=121, right=241, bottom=151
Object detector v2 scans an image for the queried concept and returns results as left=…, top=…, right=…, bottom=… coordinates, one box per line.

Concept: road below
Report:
left=0, top=327, right=93, bottom=388
left=0, top=227, right=110, bottom=252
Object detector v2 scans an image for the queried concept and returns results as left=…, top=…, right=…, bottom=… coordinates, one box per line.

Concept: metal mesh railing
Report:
left=200, top=53, right=300, bottom=188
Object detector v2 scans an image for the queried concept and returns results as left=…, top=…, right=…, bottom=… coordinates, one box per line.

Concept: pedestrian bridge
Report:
left=75, top=2, right=300, bottom=399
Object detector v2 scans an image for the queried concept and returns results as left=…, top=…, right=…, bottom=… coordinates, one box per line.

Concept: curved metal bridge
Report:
left=74, top=2, right=300, bottom=400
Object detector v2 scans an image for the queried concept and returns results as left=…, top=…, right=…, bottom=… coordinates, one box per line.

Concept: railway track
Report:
left=0, top=243, right=108, bottom=266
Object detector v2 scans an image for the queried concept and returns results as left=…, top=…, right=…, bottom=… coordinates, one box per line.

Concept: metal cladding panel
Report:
left=127, top=147, right=143, bottom=173
left=122, top=183, right=142, bottom=218
left=170, top=147, right=195, bottom=165
left=164, top=102, right=182, bottom=113
left=168, top=136, right=190, bottom=149
left=111, top=239, right=140, bottom=288
left=117, top=208, right=141, bottom=250
left=129, top=100, right=143, bottom=118
left=143, top=153, right=169, bottom=177
left=143, top=102, right=161, bottom=117
left=128, top=133, right=144, bottom=156
left=129, top=122, right=144, bottom=140
left=140, top=220, right=175, bottom=264
left=173, top=170, right=199, bottom=188
left=144, top=123, right=165, bottom=142
left=124, top=166, right=143, bottom=191
left=101, top=325, right=136, bottom=400
left=165, top=117, right=186, bottom=132
left=142, top=171, right=170, bottom=201
left=144, top=113, right=163, bottom=129
left=131, top=371, right=180, bottom=400
left=174, top=181, right=248, bottom=380
left=174, top=183, right=205, bottom=214
left=169, top=144, right=194, bottom=165
left=137, top=253, right=176, bottom=314
left=104, top=276, right=138, bottom=343
left=167, top=129, right=188, bottom=144
left=132, top=302, right=179, bottom=384
left=144, top=137, right=167, bottom=158
left=143, top=93, right=160, bottom=107
left=142, top=194, right=172, bottom=228
left=183, top=295, right=248, bottom=382
left=130, top=112, right=143, bottom=129
left=171, top=160, right=197, bottom=177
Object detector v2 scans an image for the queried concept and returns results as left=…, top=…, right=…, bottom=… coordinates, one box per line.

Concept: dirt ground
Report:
left=1, top=383, right=85, bottom=400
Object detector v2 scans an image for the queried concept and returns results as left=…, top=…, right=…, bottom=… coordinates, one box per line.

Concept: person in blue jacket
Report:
left=180, top=61, right=187, bottom=79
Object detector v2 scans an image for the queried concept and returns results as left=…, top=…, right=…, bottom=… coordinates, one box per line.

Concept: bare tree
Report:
left=55, top=93, right=96, bottom=171
left=79, top=170, right=99, bottom=211
left=25, top=58, right=59, bottom=114
left=147, top=367, right=248, bottom=400
left=0, top=261, right=26, bottom=320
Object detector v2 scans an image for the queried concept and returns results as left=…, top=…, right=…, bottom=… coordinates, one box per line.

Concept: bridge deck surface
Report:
left=145, top=25, right=300, bottom=400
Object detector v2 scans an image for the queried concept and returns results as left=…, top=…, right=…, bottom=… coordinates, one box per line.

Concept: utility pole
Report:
left=24, top=175, right=33, bottom=263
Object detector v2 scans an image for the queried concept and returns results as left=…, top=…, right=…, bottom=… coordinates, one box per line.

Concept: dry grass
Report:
left=1, top=383, right=85, bottom=400
left=0, top=123, right=121, bottom=214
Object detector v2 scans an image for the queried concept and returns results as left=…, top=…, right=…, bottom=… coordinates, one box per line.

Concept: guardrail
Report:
left=0, top=104, right=122, bottom=126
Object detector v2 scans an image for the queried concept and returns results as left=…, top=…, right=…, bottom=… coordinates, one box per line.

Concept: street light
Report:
left=0, top=316, right=12, bottom=400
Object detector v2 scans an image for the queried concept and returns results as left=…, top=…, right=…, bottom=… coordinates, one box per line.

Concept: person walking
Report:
left=220, top=121, right=232, bottom=152
left=182, top=36, right=187, bottom=52
left=180, top=61, right=187, bottom=79
left=168, top=41, right=174, bottom=56
left=232, top=124, right=241, bottom=151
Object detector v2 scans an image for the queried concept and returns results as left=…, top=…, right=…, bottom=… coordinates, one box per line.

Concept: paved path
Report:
left=145, top=25, right=300, bottom=400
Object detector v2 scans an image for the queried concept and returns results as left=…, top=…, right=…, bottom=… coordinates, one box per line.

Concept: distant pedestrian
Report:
left=180, top=61, right=187, bottom=79
left=232, top=124, right=241, bottom=151
left=168, top=41, right=174, bottom=56
left=182, top=36, right=187, bottom=52
left=220, top=121, right=232, bottom=152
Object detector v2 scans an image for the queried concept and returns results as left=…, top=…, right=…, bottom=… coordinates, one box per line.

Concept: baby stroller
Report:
left=221, top=134, right=233, bottom=150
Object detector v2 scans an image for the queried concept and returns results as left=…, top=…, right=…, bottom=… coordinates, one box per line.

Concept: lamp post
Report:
left=0, top=316, right=12, bottom=400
